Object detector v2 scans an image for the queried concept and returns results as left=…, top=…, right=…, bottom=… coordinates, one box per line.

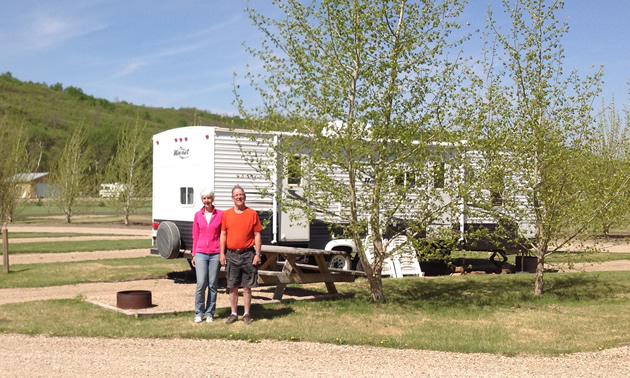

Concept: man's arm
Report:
left=254, top=231, right=261, bottom=254
left=253, top=231, right=262, bottom=265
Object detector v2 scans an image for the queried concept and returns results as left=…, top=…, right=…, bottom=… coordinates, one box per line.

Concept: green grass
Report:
left=12, top=214, right=153, bottom=225
left=451, top=250, right=630, bottom=264
left=1, top=271, right=630, bottom=354
left=12, top=199, right=152, bottom=225
left=5, top=232, right=129, bottom=238
left=15, top=200, right=150, bottom=215
left=3, top=239, right=151, bottom=254
left=0, top=256, right=188, bottom=288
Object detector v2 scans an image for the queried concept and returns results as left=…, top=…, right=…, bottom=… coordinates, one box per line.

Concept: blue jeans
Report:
left=194, top=253, right=220, bottom=318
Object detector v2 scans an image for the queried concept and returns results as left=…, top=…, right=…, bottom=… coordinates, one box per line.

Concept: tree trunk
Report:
left=534, top=255, right=545, bottom=295
left=356, top=250, right=386, bottom=303
left=368, top=273, right=385, bottom=303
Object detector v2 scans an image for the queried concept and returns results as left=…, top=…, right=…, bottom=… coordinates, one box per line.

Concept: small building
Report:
left=10, top=172, right=49, bottom=199
left=99, top=183, right=127, bottom=198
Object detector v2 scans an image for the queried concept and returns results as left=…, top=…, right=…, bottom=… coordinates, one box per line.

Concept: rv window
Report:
left=394, top=170, right=416, bottom=188
left=432, top=162, right=445, bottom=189
left=180, top=187, right=194, bottom=205
left=287, top=155, right=303, bottom=186
left=407, top=172, right=416, bottom=188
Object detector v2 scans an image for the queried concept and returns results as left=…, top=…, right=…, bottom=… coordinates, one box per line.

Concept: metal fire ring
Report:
left=116, top=290, right=153, bottom=309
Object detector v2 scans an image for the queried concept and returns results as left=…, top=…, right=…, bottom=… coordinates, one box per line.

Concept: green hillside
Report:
left=0, top=72, right=245, bottom=172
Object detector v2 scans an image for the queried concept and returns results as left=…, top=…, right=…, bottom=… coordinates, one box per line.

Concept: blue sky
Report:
left=1, top=1, right=628, bottom=116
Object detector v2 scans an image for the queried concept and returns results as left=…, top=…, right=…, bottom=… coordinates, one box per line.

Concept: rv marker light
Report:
left=206, top=135, right=209, bottom=139
left=152, top=222, right=159, bottom=230
left=185, top=137, right=188, bottom=141
left=156, top=141, right=159, bottom=145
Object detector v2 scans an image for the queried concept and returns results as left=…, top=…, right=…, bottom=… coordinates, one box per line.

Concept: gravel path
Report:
left=9, top=235, right=146, bottom=244
left=1, top=334, right=629, bottom=377
left=3, top=223, right=630, bottom=377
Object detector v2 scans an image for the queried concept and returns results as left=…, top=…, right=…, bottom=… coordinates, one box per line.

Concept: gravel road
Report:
left=1, top=334, right=629, bottom=377
left=3, top=223, right=630, bottom=377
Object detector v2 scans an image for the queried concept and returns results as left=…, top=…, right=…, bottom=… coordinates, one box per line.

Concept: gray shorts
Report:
left=225, top=249, right=259, bottom=289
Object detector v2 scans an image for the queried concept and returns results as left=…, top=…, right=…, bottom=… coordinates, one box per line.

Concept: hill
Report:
left=0, top=72, right=246, bottom=173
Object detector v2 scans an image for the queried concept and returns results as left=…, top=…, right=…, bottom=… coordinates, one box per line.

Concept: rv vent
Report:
left=156, top=221, right=181, bottom=259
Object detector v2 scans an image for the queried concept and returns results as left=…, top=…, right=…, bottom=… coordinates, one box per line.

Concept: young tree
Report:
left=104, top=118, right=152, bottom=225
left=589, top=101, right=630, bottom=236
left=49, top=125, right=90, bottom=223
left=0, top=119, right=32, bottom=223
left=466, top=0, right=611, bottom=295
left=237, top=0, right=470, bottom=302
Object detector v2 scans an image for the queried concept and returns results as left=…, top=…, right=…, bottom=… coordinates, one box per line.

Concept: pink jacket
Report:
left=192, top=206, right=223, bottom=256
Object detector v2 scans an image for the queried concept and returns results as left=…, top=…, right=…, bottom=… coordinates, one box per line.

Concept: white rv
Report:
left=151, top=126, right=356, bottom=268
left=151, top=126, right=534, bottom=273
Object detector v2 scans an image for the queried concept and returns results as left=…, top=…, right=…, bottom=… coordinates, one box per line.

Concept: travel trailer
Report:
left=151, top=126, right=534, bottom=274
left=151, top=126, right=358, bottom=268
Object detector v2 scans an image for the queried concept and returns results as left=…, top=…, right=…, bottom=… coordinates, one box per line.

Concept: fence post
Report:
left=2, top=222, right=8, bottom=274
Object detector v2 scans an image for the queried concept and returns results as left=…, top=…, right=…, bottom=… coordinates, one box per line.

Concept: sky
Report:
left=1, top=0, right=628, bottom=117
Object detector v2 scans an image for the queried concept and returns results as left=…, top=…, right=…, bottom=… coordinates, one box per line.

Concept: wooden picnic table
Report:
left=257, top=245, right=356, bottom=300
left=151, top=245, right=358, bottom=300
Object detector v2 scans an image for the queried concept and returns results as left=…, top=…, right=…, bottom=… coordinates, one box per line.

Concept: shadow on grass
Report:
left=215, top=305, right=294, bottom=321
left=356, top=271, right=630, bottom=310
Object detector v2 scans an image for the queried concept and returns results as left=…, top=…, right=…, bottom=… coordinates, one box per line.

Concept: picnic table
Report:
left=257, top=245, right=357, bottom=300
left=152, top=245, right=358, bottom=300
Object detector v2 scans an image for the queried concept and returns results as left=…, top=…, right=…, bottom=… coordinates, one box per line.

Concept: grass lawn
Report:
left=0, top=256, right=187, bottom=288
left=451, top=250, right=630, bottom=265
left=1, top=268, right=629, bottom=355
left=15, top=199, right=151, bottom=216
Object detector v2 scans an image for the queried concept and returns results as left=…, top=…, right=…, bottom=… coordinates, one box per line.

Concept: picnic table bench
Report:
left=257, top=245, right=357, bottom=300
left=152, top=245, right=358, bottom=300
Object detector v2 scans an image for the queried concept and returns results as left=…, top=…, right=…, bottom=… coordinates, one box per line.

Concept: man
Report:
left=220, top=184, right=262, bottom=325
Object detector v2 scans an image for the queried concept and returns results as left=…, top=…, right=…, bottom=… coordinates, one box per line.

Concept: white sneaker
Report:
left=194, top=316, right=202, bottom=323
left=206, top=316, right=214, bottom=323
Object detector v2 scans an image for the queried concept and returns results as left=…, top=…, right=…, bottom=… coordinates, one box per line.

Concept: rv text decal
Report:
left=174, top=147, right=190, bottom=159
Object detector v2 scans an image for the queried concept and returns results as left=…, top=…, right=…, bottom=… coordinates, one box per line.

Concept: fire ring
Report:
left=116, top=290, right=153, bottom=309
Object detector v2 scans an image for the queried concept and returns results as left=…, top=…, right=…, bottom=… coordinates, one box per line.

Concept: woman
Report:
left=191, top=188, right=223, bottom=323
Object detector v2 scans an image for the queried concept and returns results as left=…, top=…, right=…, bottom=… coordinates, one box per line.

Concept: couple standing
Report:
left=191, top=184, right=262, bottom=325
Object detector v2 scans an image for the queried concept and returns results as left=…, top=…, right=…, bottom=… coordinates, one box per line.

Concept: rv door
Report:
left=279, top=154, right=309, bottom=243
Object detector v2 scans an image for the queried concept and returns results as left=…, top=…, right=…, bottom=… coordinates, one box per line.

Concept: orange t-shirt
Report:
left=221, top=207, right=262, bottom=250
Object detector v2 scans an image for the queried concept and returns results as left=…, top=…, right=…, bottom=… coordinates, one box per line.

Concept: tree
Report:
left=589, top=101, right=630, bottom=236
left=466, top=0, right=611, bottom=295
left=49, top=125, right=90, bottom=223
left=104, top=118, right=152, bottom=225
left=0, top=118, right=32, bottom=223
left=237, top=0, right=470, bottom=302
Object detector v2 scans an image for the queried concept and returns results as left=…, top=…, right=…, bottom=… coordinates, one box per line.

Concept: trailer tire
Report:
left=156, top=221, right=181, bottom=259
left=327, top=254, right=351, bottom=270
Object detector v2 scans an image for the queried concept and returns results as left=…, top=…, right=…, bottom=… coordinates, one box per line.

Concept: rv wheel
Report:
left=156, top=221, right=181, bottom=259
left=327, top=254, right=351, bottom=270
